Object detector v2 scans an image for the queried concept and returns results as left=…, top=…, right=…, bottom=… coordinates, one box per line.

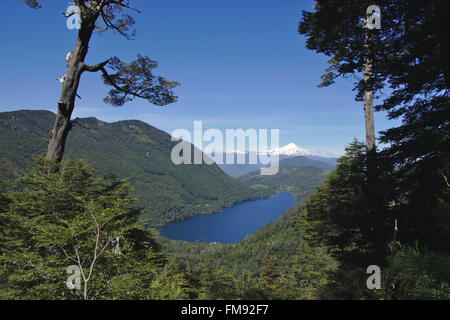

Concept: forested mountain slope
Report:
left=0, top=110, right=264, bottom=226
left=238, top=166, right=330, bottom=199
left=218, top=154, right=335, bottom=178
left=163, top=166, right=332, bottom=285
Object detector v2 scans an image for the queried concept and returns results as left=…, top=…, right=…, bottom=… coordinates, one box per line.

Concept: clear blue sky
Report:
left=0, top=0, right=399, bottom=157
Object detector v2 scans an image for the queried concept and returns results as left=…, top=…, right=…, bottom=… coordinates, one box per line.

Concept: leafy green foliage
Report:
left=299, top=0, right=449, bottom=253
left=300, top=140, right=449, bottom=300
left=304, top=141, right=391, bottom=265
left=258, top=253, right=282, bottom=298
left=299, top=2, right=449, bottom=299
left=23, top=0, right=42, bottom=9
left=12, top=1, right=450, bottom=301
left=162, top=165, right=336, bottom=300
left=102, top=55, right=179, bottom=107
left=24, top=1, right=141, bottom=39
left=291, top=210, right=338, bottom=300
left=300, top=142, right=392, bottom=298
left=239, top=166, right=330, bottom=199
left=198, top=267, right=240, bottom=300
left=385, top=245, right=450, bottom=300
left=0, top=159, right=190, bottom=299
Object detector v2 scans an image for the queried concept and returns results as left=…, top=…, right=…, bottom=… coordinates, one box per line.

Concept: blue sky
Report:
left=0, top=0, right=399, bottom=157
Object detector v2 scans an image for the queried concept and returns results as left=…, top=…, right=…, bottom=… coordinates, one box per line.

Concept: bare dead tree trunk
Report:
left=46, top=16, right=98, bottom=163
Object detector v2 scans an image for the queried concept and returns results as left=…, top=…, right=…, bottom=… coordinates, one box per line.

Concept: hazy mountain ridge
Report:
left=217, top=147, right=336, bottom=178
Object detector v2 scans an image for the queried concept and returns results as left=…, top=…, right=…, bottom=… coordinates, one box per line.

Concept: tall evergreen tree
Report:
left=299, top=0, right=449, bottom=252
left=258, top=253, right=281, bottom=299
left=304, top=141, right=393, bottom=267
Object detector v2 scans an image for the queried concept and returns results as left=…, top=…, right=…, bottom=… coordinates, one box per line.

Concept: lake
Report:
left=159, top=192, right=296, bottom=244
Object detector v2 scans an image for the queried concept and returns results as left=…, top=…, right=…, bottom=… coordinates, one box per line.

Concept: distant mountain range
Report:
left=0, top=110, right=267, bottom=226
left=217, top=143, right=337, bottom=178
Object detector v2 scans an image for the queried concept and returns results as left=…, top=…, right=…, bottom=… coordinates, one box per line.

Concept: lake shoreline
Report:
left=159, top=192, right=296, bottom=244
left=154, top=189, right=278, bottom=228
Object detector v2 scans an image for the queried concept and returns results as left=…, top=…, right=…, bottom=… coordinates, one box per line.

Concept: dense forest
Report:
left=0, top=0, right=449, bottom=300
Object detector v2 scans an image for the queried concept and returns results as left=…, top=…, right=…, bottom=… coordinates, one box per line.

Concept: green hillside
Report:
left=0, top=110, right=265, bottom=226
left=279, top=156, right=335, bottom=171
left=164, top=165, right=331, bottom=277
left=238, top=166, right=330, bottom=199
left=218, top=155, right=334, bottom=178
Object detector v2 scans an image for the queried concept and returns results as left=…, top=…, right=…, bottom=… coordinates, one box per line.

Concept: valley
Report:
left=1, top=1, right=448, bottom=302
left=0, top=110, right=270, bottom=227
left=161, top=163, right=332, bottom=283
left=159, top=192, right=297, bottom=243
left=0, top=109, right=335, bottom=286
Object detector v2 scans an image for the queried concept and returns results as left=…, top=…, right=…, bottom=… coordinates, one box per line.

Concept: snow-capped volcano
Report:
left=268, top=143, right=312, bottom=156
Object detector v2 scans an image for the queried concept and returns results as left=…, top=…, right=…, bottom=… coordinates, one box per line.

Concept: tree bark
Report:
left=46, top=16, right=98, bottom=163
left=363, top=29, right=379, bottom=250
left=363, top=30, right=376, bottom=154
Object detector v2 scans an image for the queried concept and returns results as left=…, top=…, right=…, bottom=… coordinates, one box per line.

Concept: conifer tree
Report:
left=299, top=0, right=449, bottom=253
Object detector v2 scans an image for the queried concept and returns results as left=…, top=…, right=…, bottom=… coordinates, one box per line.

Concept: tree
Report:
left=299, top=0, right=449, bottom=253
left=258, top=253, right=281, bottom=299
left=24, top=1, right=179, bottom=163
left=300, top=142, right=398, bottom=299
left=384, top=244, right=450, bottom=300
left=304, top=141, right=395, bottom=266
left=198, top=267, right=238, bottom=300
left=0, top=189, right=12, bottom=298
left=362, top=7, right=379, bottom=190
left=0, top=159, right=189, bottom=299
left=299, top=1, right=384, bottom=151
left=292, top=210, right=338, bottom=299
left=299, top=0, right=448, bottom=172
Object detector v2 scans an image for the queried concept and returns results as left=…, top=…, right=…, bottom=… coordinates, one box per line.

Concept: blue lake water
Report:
left=159, top=192, right=296, bottom=244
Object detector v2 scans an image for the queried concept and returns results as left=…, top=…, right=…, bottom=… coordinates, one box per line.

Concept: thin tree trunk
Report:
left=363, top=29, right=377, bottom=188
left=363, top=28, right=382, bottom=262
left=363, top=31, right=376, bottom=154
left=46, top=17, right=97, bottom=163
left=363, top=85, right=375, bottom=153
